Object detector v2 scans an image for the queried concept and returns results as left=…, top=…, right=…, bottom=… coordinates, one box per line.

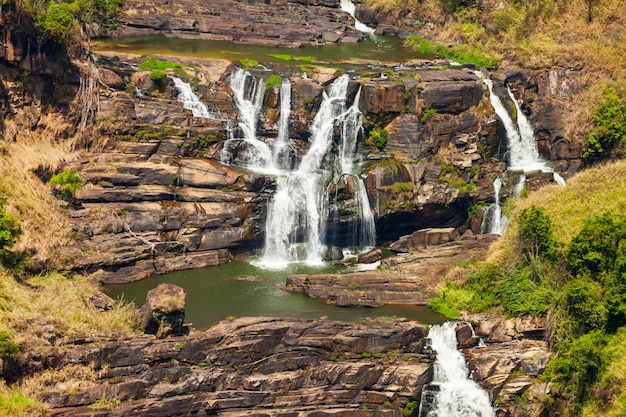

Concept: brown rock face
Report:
left=140, top=283, right=187, bottom=338
left=35, top=318, right=433, bottom=416
left=111, top=0, right=369, bottom=48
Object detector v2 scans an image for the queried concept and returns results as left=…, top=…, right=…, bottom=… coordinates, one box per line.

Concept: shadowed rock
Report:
left=140, top=284, right=187, bottom=338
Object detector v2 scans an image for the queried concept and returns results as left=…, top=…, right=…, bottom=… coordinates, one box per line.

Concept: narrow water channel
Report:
left=105, top=258, right=446, bottom=330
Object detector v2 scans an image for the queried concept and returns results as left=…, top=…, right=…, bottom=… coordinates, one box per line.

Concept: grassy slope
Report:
left=361, top=0, right=626, bottom=414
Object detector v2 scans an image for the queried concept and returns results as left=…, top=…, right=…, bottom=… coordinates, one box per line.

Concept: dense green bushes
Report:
left=582, top=85, right=626, bottom=165
left=15, top=0, right=123, bottom=43
left=49, top=169, right=82, bottom=201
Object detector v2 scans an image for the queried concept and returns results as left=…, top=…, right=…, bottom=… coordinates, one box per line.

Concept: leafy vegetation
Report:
left=266, top=53, right=315, bottom=63
left=405, top=35, right=501, bottom=68
left=139, top=57, right=190, bottom=81
left=581, top=85, right=626, bottom=165
left=367, top=127, right=388, bottom=151
left=265, top=74, right=282, bottom=90
left=421, top=107, right=437, bottom=123
left=429, top=161, right=626, bottom=413
left=49, top=169, right=82, bottom=201
left=18, top=0, right=123, bottom=43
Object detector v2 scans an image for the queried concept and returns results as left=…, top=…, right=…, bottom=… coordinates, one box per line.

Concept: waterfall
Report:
left=476, top=71, right=565, bottom=234
left=340, top=0, right=375, bottom=34
left=273, top=79, right=292, bottom=170
left=221, top=68, right=275, bottom=173
left=171, top=77, right=217, bottom=119
left=419, top=322, right=495, bottom=417
left=249, top=74, right=375, bottom=269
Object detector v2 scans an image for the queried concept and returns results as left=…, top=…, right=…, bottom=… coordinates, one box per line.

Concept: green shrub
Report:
left=50, top=169, right=83, bottom=201
left=582, top=85, right=626, bottom=165
left=421, top=107, right=438, bottom=123
left=0, top=332, right=19, bottom=359
left=563, top=275, right=608, bottom=336
left=368, top=127, right=388, bottom=150
left=240, top=59, right=259, bottom=70
left=265, top=74, right=282, bottom=90
left=0, top=209, right=21, bottom=257
left=149, top=69, right=167, bottom=85
left=517, top=205, right=556, bottom=259
left=34, top=2, right=77, bottom=43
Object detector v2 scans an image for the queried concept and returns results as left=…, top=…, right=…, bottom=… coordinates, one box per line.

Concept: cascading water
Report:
left=221, top=69, right=376, bottom=269
left=171, top=77, right=218, bottom=119
left=340, top=0, right=375, bottom=34
left=476, top=71, right=565, bottom=234
left=221, top=68, right=275, bottom=173
left=273, top=79, right=292, bottom=170
left=419, top=322, right=495, bottom=417
left=257, top=74, right=375, bottom=269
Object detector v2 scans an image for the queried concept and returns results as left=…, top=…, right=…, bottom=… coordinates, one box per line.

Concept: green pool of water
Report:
left=92, top=35, right=432, bottom=65
left=105, top=258, right=446, bottom=329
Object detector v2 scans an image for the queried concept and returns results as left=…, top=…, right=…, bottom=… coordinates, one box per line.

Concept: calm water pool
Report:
left=105, top=258, right=445, bottom=329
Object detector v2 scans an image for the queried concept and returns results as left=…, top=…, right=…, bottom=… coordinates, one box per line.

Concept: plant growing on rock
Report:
left=366, top=127, right=388, bottom=151
left=49, top=169, right=82, bottom=201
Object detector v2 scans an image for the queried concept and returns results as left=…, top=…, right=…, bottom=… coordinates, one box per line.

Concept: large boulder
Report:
left=140, top=284, right=187, bottom=338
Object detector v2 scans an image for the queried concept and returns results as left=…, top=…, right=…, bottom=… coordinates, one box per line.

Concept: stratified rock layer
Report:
left=33, top=317, right=432, bottom=416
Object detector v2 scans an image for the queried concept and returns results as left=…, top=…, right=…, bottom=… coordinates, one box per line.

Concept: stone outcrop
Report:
left=140, top=283, right=188, bottom=338
left=30, top=317, right=432, bottom=416
left=108, top=0, right=370, bottom=48
left=282, top=233, right=498, bottom=307
left=460, top=314, right=554, bottom=417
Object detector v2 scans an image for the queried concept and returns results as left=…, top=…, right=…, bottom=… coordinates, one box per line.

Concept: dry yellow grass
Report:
left=0, top=116, right=78, bottom=262
left=0, top=270, right=140, bottom=347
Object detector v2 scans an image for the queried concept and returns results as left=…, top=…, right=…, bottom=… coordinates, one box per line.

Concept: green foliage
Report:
left=266, top=53, right=315, bottom=63
left=421, top=107, right=438, bottom=123
left=546, top=330, right=608, bottom=411
left=34, top=2, right=76, bottom=42
left=265, top=74, right=282, bottom=90
left=403, top=400, right=418, bottom=417
left=28, top=0, right=123, bottom=43
left=140, top=57, right=189, bottom=82
left=582, top=85, right=626, bottom=165
left=404, top=35, right=501, bottom=68
left=0, top=208, right=21, bottom=258
left=517, top=205, right=556, bottom=259
left=368, top=127, right=388, bottom=150
left=0, top=392, right=39, bottom=416
left=240, top=59, right=259, bottom=70
left=0, top=331, right=19, bottom=359
left=563, top=275, right=608, bottom=336
left=566, top=211, right=626, bottom=277
left=50, top=168, right=83, bottom=201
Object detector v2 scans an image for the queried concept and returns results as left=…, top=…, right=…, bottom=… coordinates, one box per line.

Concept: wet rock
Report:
left=455, top=322, right=480, bottom=348
left=140, top=284, right=187, bottom=338
left=358, top=248, right=382, bottom=264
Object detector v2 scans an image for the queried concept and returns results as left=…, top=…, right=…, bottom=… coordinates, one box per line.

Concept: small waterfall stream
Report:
left=171, top=77, right=218, bottom=119
left=222, top=69, right=376, bottom=269
left=340, top=0, right=375, bottom=34
left=419, top=322, right=495, bottom=417
left=476, top=71, right=565, bottom=234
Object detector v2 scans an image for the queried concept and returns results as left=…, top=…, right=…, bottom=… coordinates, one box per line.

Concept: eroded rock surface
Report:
left=32, top=317, right=432, bottom=416
left=283, top=233, right=498, bottom=307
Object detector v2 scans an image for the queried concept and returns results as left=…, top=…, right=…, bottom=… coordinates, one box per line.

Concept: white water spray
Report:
left=171, top=77, right=218, bottom=119
left=340, top=0, right=375, bottom=34
left=476, top=71, right=565, bottom=234
left=221, top=68, right=275, bottom=172
left=255, top=74, right=375, bottom=269
left=273, top=79, right=292, bottom=170
left=421, top=322, right=495, bottom=417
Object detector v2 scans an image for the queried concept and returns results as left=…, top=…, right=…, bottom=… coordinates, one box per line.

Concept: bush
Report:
left=566, top=212, right=626, bottom=277
left=265, top=74, right=282, bottom=90
left=0, top=332, right=19, bottom=359
left=49, top=169, right=82, bottom=201
left=0, top=209, right=21, bottom=258
left=404, top=35, right=501, bottom=68
left=34, top=2, right=77, bottom=43
left=517, top=205, right=556, bottom=259
left=421, top=107, right=438, bottom=123
left=582, top=85, right=626, bottom=165
left=368, top=127, right=388, bottom=150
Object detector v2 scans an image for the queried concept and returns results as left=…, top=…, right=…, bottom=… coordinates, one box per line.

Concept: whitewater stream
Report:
left=420, top=322, right=496, bottom=417
left=476, top=72, right=565, bottom=234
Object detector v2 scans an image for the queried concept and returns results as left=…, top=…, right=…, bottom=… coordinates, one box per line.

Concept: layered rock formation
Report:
left=28, top=317, right=432, bottom=416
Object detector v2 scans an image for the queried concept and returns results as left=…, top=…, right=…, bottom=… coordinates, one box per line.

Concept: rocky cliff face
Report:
left=24, top=317, right=432, bottom=416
